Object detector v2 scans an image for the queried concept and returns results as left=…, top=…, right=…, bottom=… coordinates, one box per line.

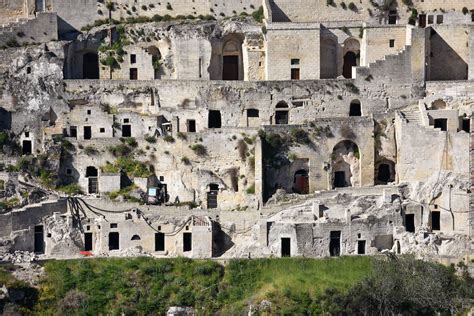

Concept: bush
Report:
left=84, top=146, right=98, bottom=156
left=145, top=135, right=157, bottom=143
left=290, top=128, right=310, bottom=144
left=181, top=156, right=190, bottom=165
left=102, top=157, right=152, bottom=178
left=251, top=6, right=264, bottom=23
left=57, top=184, right=82, bottom=195
left=166, top=3, right=173, bottom=10
left=348, top=2, right=357, bottom=11
left=108, top=144, right=132, bottom=157
left=246, top=183, right=255, bottom=194
left=462, top=7, right=469, bottom=15
left=340, top=2, right=347, bottom=9
left=163, top=135, right=175, bottom=143
left=191, top=144, right=206, bottom=156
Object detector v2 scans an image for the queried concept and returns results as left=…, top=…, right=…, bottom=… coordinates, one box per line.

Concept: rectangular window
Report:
left=87, top=109, right=91, bottom=115
left=155, top=232, right=165, bottom=251
left=290, top=58, right=300, bottom=65
left=436, top=15, right=443, bottom=24
left=183, top=232, right=192, bottom=252
left=434, top=118, right=447, bottom=131
left=110, top=223, right=118, bottom=229
left=389, top=39, right=395, bottom=48
left=100, top=128, right=105, bottom=133
left=247, top=109, right=259, bottom=118
left=291, top=68, right=300, bottom=80
left=428, top=15, right=434, bottom=24
left=70, top=126, right=77, bottom=138
left=130, top=54, right=136, bottom=64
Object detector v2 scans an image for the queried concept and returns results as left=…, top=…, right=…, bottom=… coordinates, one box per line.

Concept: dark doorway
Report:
left=35, top=0, right=45, bottom=12
left=405, top=214, right=415, bottom=233
left=343, top=52, right=357, bottom=78
left=84, top=126, right=92, bottom=140
left=434, top=118, right=447, bottom=131
left=108, top=232, right=120, bottom=250
left=431, top=211, right=440, bottom=231
left=0, top=108, right=12, bottom=130
left=291, top=68, right=300, bottom=80
left=334, top=171, right=346, bottom=188
left=155, top=232, right=165, bottom=251
left=208, top=110, right=222, bottom=128
left=377, top=164, right=391, bottom=183
left=222, top=56, right=239, bottom=80
left=86, top=166, right=98, bottom=194
left=329, top=231, right=341, bottom=256
left=130, top=68, right=138, bottom=80
left=275, top=111, right=289, bottom=125
left=83, top=53, right=99, bottom=79
left=122, top=124, right=132, bottom=137
left=34, top=225, right=44, bottom=254
left=419, top=14, right=426, bottom=28
left=70, top=126, right=77, bottom=138
left=357, top=240, right=366, bottom=254
left=84, top=233, right=93, bottom=251
left=187, top=119, right=196, bottom=133
left=294, top=169, right=309, bottom=194
left=183, top=232, right=192, bottom=252
left=207, top=191, right=218, bottom=209
left=388, top=10, right=397, bottom=24
left=462, top=119, right=470, bottom=133
left=86, top=166, right=98, bottom=177
left=281, top=237, right=291, bottom=257
left=349, top=100, right=361, bottom=116
left=22, top=140, right=32, bottom=155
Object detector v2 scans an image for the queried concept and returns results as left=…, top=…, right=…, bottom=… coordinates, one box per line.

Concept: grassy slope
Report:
left=1, top=256, right=373, bottom=315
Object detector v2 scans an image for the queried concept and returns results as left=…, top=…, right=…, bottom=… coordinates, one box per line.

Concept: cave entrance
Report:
left=86, top=166, right=98, bottom=194
left=108, top=232, right=120, bottom=250
left=83, top=52, right=99, bottom=79
left=84, top=233, right=93, bottom=251
left=122, top=124, right=132, bottom=137
left=329, top=231, right=341, bottom=256
left=405, top=214, right=415, bottom=233
left=208, top=111, right=222, bottom=129
left=281, top=237, right=291, bottom=257
left=22, top=140, right=32, bottom=155
left=377, top=164, right=391, bottom=183
left=34, top=225, right=44, bottom=254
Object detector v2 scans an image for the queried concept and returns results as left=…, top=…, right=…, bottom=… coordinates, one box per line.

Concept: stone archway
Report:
left=342, top=38, right=360, bottom=79
left=332, top=140, right=360, bottom=188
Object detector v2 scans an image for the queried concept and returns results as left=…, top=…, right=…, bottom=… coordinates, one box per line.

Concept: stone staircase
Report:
left=355, top=45, right=411, bottom=80
left=398, top=110, right=423, bottom=126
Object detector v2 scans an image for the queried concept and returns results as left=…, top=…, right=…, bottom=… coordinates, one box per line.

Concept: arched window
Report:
left=275, top=102, right=289, bottom=125
left=349, top=100, right=361, bottom=116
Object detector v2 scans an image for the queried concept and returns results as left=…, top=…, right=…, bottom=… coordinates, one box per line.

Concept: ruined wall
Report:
left=0, top=12, right=58, bottom=47
left=50, top=0, right=98, bottom=34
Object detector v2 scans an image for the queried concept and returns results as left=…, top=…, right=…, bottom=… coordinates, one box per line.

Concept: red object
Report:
left=80, top=251, right=93, bottom=257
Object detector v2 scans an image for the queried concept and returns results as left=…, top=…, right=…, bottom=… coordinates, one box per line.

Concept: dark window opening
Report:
left=405, top=214, right=415, bottom=233
left=462, top=119, right=470, bottom=133
left=281, top=237, right=291, bottom=257
left=122, top=124, right=132, bottom=137
left=291, top=68, right=300, bottom=80
left=247, top=109, right=259, bottom=118
left=130, top=68, right=138, bottom=80
left=349, top=100, right=361, bottom=116
left=34, top=225, right=44, bottom=254
left=124, top=118, right=130, bottom=123
left=187, top=119, right=196, bottom=133
left=389, top=39, right=395, bottom=47
left=108, top=232, right=120, bottom=250
left=100, top=128, right=105, bottom=133
left=84, top=233, right=93, bottom=251
left=83, top=52, right=99, bottom=79
left=431, top=211, right=440, bottom=231
left=222, top=55, right=239, bottom=80
left=436, top=15, right=443, bottom=24
left=86, top=166, right=98, bottom=177
left=131, top=235, right=141, bottom=240
left=155, top=232, right=165, bottom=251
left=87, top=109, right=91, bottom=115
left=428, top=15, right=434, bottom=24
left=130, top=54, right=136, bottom=64
left=291, top=59, right=300, bottom=65
left=293, top=169, right=309, bottom=194
left=329, top=231, right=341, bottom=256
left=419, top=14, right=426, bottom=28
left=66, top=168, right=72, bottom=175
left=357, top=240, right=366, bottom=254
left=208, top=110, right=222, bottom=128
left=183, top=232, right=192, bottom=252
left=24, top=132, right=29, bottom=138
left=343, top=52, right=357, bottom=78
left=377, top=164, right=391, bottom=183
left=334, top=171, right=346, bottom=188
left=472, top=13, right=474, bottom=22
left=388, top=10, right=397, bottom=24
left=70, top=126, right=77, bottom=138
left=84, top=126, right=92, bottom=140
left=0, top=108, right=12, bottom=130
left=26, top=67, right=31, bottom=74
left=434, top=118, right=447, bottom=131
left=22, top=140, right=32, bottom=155
left=86, top=166, right=98, bottom=194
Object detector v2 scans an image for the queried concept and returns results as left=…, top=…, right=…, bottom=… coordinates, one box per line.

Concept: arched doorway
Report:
left=86, top=166, right=98, bottom=194
left=147, top=46, right=161, bottom=79
left=222, top=39, right=242, bottom=80
left=342, top=38, right=360, bottom=79
left=275, top=101, right=289, bottom=125
left=375, top=160, right=395, bottom=185
left=83, top=52, right=99, bottom=79
left=332, top=140, right=360, bottom=188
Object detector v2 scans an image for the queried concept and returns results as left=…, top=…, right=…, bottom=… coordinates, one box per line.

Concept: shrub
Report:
left=145, top=135, right=156, bottom=143
left=290, top=128, right=310, bottom=144
left=340, top=2, right=347, bottom=9
left=177, top=132, right=187, bottom=140
left=462, top=7, right=469, bottom=15
left=252, top=6, right=264, bottom=23
left=348, top=2, right=357, bottom=11
left=106, top=2, right=114, bottom=11
left=108, top=144, right=132, bottom=157
left=166, top=3, right=173, bottom=10
left=181, top=156, right=190, bottom=165
left=57, top=184, right=82, bottom=195
left=84, top=146, right=98, bottom=156
left=102, top=158, right=152, bottom=178
left=246, top=183, right=255, bottom=194
left=191, top=144, right=206, bottom=156
left=163, top=135, right=175, bottom=143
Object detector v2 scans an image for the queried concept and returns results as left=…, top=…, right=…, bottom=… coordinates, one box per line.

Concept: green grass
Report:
left=1, top=257, right=372, bottom=314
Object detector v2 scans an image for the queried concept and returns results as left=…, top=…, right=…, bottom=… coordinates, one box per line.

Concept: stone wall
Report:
left=0, top=12, right=58, bottom=47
